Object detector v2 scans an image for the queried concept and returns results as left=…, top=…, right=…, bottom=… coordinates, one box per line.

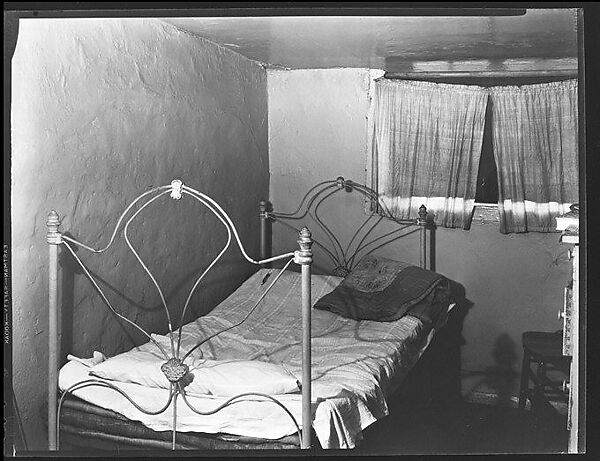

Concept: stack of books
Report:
left=556, top=204, right=579, bottom=244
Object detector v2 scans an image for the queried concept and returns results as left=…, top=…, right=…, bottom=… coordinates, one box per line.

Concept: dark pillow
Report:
left=341, top=255, right=413, bottom=292
left=314, top=255, right=451, bottom=324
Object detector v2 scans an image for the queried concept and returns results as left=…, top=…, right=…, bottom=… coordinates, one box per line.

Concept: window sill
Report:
left=472, top=203, right=500, bottom=224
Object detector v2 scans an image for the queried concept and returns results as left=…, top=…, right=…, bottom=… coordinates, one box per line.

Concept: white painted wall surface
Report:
left=267, top=68, right=572, bottom=404
left=11, top=18, right=268, bottom=449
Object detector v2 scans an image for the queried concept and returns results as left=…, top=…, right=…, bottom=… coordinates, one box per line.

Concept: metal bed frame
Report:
left=46, top=176, right=429, bottom=451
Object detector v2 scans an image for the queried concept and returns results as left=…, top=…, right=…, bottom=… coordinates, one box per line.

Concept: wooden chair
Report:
left=518, top=331, right=571, bottom=411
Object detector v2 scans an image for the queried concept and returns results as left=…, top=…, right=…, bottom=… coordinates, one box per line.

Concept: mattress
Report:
left=58, top=268, right=441, bottom=449
left=58, top=396, right=304, bottom=450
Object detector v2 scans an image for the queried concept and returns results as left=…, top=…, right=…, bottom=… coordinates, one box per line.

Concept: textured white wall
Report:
left=267, top=68, right=572, bottom=399
left=11, top=18, right=268, bottom=449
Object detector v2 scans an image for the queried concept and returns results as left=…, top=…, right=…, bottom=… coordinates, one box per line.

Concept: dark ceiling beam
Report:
left=384, top=56, right=578, bottom=78
left=384, top=69, right=579, bottom=80
left=3, top=5, right=528, bottom=18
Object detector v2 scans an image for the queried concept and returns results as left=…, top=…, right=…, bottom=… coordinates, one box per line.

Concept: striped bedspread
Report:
left=59, top=268, right=437, bottom=448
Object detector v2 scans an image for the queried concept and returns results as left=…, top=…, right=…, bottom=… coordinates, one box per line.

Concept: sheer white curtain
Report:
left=489, top=79, right=579, bottom=233
left=370, top=79, right=488, bottom=229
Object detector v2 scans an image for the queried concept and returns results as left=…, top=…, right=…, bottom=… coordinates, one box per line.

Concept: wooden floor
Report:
left=356, top=398, right=568, bottom=455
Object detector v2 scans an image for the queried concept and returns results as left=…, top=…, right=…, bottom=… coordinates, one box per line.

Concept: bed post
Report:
left=47, top=210, right=61, bottom=450
left=418, top=205, right=428, bottom=270
left=295, top=227, right=313, bottom=449
left=259, top=200, right=268, bottom=263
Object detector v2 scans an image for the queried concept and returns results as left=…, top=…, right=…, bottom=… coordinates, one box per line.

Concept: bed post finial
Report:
left=295, top=227, right=313, bottom=265
left=259, top=200, right=269, bottom=263
left=46, top=210, right=62, bottom=244
left=417, top=205, right=427, bottom=270
left=417, top=204, right=428, bottom=226
left=259, top=200, right=267, bottom=215
left=47, top=210, right=61, bottom=450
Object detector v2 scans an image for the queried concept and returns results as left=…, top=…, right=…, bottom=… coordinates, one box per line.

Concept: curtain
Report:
left=370, top=79, right=488, bottom=229
left=489, top=79, right=578, bottom=233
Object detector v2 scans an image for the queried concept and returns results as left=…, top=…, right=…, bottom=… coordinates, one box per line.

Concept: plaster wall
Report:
left=267, top=68, right=572, bottom=399
left=11, top=18, right=268, bottom=449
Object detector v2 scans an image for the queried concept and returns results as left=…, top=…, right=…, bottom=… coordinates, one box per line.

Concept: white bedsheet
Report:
left=59, top=269, right=436, bottom=448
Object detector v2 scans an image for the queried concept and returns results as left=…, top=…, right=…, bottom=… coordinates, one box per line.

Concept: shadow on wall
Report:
left=462, top=332, right=520, bottom=406
left=379, top=279, right=473, bottom=413
left=482, top=333, right=519, bottom=407
left=430, top=280, right=473, bottom=404
left=58, top=238, right=255, bottom=361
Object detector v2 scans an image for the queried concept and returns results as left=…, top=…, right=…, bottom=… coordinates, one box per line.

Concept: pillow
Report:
left=89, top=348, right=172, bottom=388
left=342, top=255, right=413, bottom=292
left=89, top=350, right=300, bottom=397
left=314, top=254, right=451, bottom=323
left=189, top=360, right=300, bottom=396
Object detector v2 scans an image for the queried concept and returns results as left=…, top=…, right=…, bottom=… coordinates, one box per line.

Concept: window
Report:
left=474, top=97, right=499, bottom=204
left=371, top=76, right=578, bottom=232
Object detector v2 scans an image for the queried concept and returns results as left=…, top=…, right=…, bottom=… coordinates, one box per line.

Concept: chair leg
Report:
left=532, top=361, right=546, bottom=412
left=518, top=350, right=530, bottom=410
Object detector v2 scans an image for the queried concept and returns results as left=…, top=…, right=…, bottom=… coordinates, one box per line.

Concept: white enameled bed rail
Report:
left=47, top=179, right=314, bottom=451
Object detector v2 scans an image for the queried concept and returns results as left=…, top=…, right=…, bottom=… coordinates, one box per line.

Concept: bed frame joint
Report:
left=294, top=227, right=313, bottom=265
left=170, top=179, right=183, bottom=200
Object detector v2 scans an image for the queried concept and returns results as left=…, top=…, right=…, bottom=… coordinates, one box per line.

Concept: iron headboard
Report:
left=259, top=176, right=429, bottom=276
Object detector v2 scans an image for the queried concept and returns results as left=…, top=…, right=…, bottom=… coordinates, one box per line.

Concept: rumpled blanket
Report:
left=314, top=255, right=452, bottom=325
left=59, top=268, right=439, bottom=449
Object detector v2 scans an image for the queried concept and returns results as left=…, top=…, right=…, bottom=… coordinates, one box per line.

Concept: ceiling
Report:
left=163, top=9, right=578, bottom=74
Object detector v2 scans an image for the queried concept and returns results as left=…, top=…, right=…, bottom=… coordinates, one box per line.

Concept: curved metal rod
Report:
left=181, top=257, right=295, bottom=362
left=346, top=181, right=391, bottom=214
left=340, top=181, right=414, bottom=270
left=270, top=181, right=362, bottom=268
left=344, top=215, right=384, bottom=271
left=182, top=185, right=258, bottom=264
left=350, top=182, right=417, bottom=225
left=178, top=386, right=302, bottom=447
left=182, top=184, right=288, bottom=266
left=57, top=179, right=301, bottom=358
left=309, top=208, right=344, bottom=268
left=56, top=379, right=175, bottom=448
left=270, top=181, right=338, bottom=218
left=337, top=181, right=395, bottom=266
left=175, top=189, right=234, bottom=358
left=61, top=239, right=170, bottom=360
left=274, top=219, right=340, bottom=268
left=59, top=379, right=175, bottom=416
left=60, top=186, right=172, bottom=253
left=270, top=183, right=339, bottom=222
left=348, top=182, right=396, bottom=218
left=347, top=224, right=412, bottom=268
left=343, top=213, right=381, bottom=264
left=312, top=187, right=347, bottom=268
left=351, top=228, right=420, bottom=270
left=51, top=180, right=313, bottom=450
left=300, top=184, right=340, bottom=223
left=270, top=178, right=420, bottom=274
left=176, top=186, right=295, bottom=357
left=123, top=190, right=177, bottom=357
